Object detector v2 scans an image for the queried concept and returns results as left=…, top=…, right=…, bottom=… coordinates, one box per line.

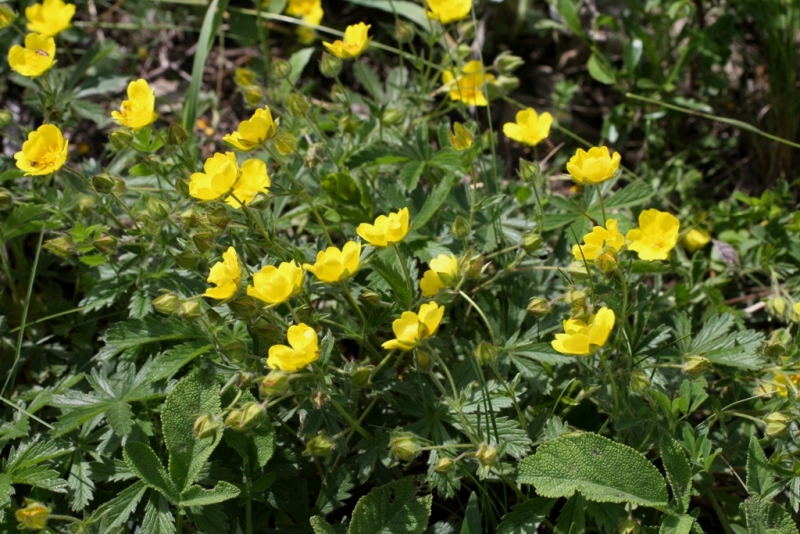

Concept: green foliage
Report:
left=349, top=477, right=432, bottom=534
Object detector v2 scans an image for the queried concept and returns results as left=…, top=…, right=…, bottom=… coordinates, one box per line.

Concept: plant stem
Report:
left=594, top=183, right=606, bottom=224
left=341, top=282, right=368, bottom=329
left=330, top=397, right=374, bottom=444
left=392, top=244, right=414, bottom=303
left=458, top=290, right=498, bottom=346
left=706, top=490, right=733, bottom=534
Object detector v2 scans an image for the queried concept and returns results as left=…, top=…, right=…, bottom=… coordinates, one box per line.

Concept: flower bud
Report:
left=766, top=295, right=790, bottom=321
left=193, top=232, right=214, bottom=253
left=174, top=250, right=199, bottom=270
left=415, top=349, right=433, bottom=372
left=474, top=341, right=497, bottom=366
left=287, top=93, right=309, bottom=117
left=455, top=43, right=472, bottom=61
left=225, top=402, right=265, bottom=431
left=765, top=329, right=791, bottom=360
left=91, top=173, right=115, bottom=194
left=15, top=500, right=49, bottom=531
left=78, top=196, right=96, bottom=215
left=179, top=209, right=198, bottom=228
left=595, top=247, right=618, bottom=274
left=448, top=122, right=473, bottom=151
left=44, top=236, right=74, bottom=258
left=167, top=123, right=188, bottom=145
left=221, top=340, right=248, bottom=362
left=153, top=292, right=181, bottom=315
left=321, top=172, right=361, bottom=205
left=458, top=20, right=476, bottom=39
left=526, top=297, right=550, bottom=318
left=766, top=412, right=790, bottom=437
left=238, top=372, right=255, bottom=389
left=434, top=457, right=454, bottom=474
left=519, top=159, right=541, bottom=184
left=228, top=296, right=258, bottom=320
left=305, top=431, right=335, bottom=457
left=382, top=108, right=404, bottom=126
left=312, top=391, right=329, bottom=409
left=474, top=442, right=498, bottom=477
left=0, top=108, right=11, bottom=128
left=522, top=233, right=542, bottom=254
left=395, top=19, right=414, bottom=43
left=112, top=178, right=127, bottom=197
left=146, top=197, right=169, bottom=221
left=319, top=52, right=343, bottom=78
left=359, top=290, right=382, bottom=307
left=234, top=67, right=256, bottom=86
left=494, top=51, right=525, bottom=75
left=566, top=261, right=590, bottom=278
left=274, top=129, right=296, bottom=155
left=180, top=300, right=203, bottom=320
left=93, top=235, right=117, bottom=254
left=260, top=370, right=290, bottom=397
left=0, top=188, right=12, bottom=209
left=193, top=413, right=221, bottom=439
left=629, top=369, right=650, bottom=394
left=566, top=290, right=588, bottom=315
left=390, top=431, right=421, bottom=462
left=451, top=215, right=470, bottom=239
left=109, top=130, right=133, bottom=151
left=207, top=206, right=231, bottom=230
left=271, top=58, right=292, bottom=79
left=349, top=366, right=373, bottom=388
left=682, top=356, right=711, bottom=377
left=494, top=74, right=519, bottom=93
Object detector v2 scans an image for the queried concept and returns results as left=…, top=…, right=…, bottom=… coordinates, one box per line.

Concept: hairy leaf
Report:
left=349, top=477, right=432, bottom=534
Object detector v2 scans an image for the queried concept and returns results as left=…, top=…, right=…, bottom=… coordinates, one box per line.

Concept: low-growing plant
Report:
left=1, top=0, right=800, bottom=532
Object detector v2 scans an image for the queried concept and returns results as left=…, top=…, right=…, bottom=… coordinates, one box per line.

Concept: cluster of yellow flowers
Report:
left=7, top=0, right=74, bottom=77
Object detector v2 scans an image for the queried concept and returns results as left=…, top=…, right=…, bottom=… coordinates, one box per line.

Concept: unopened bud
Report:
left=595, top=247, right=618, bottom=273
left=167, top=123, right=188, bottom=145
left=274, top=129, right=296, bottom=155
left=175, top=178, right=190, bottom=198
left=415, top=349, right=432, bottom=372
left=765, top=329, right=792, bottom=360
left=451, top=215, right=470, bottom=239
left=15, top=500, right=49, bottom=531
left=287, top=93, right=309, bottom=117
left=0, top=108, right=11, bottom=128
left=448, top=122, right=473, bottom=151
left=390, top=431, right=421, bottom=462
left=225, top=402, right=265, bottom=431
left=522, top=233, right=542, bottom=254
left=221, top=340, right=248, bottom=362
left=382, top=108, right=404, bottom=126
left=682, top=356, right=711, bottom=377
left=271, top=58, right=292, bottom=79
left=434, top=457, right=454, bottom=474
left=474, top=443, right=498, bottom=477
left=305, top=431, right=335, bottom=457
left=174, top=250, right=199, bottom=270
left=566, top=290, right=587, bottom=315
left=91, top=173, right=115, bottom=193
left=193, top=413, right=220, bottom=439
left=93, top=235, right=117, bottom=254
left=111, top=178, right=127, bottom=197
left=0, top=5, right=18, bottom=30
left=519, top=159, right=541, bottom=184
left=629, top=369, right=650, bottom=393
left=766, top=295, right=790, bottom=321
left=474, top=341, right=497, bottom=365
left=153, top=292, right=181, bottom=315
left=251, top=317, right=285, bottom=345
left=395, top=19, right=414, bottom=43
left=228, top=296, right=257, bottom=320
left=44, top=236, right=73, bottom=258
left=260, top=370, right=290, bottom=397
left=455, top=43, right=472, bottom=61
left=494, top=51, right=525, bottom=75
left=527, top=297, right=550, bottom=318
left=207, top=206, right=231, bottom=229
left=566, top=261, right=590, bottom=278
left=312, top=390, right=329, bottom=409
left=349, top=366, right=373, bottom=388
left=319, top=52, right=342, bottom=78
left=359, top=290, right=381, bottom=306
left=180, top=209, right=198, bottom=228
left=0, top=188, right=12, bottom=209
left=193, top=232, right=214, bottom=253
left=238, top=372, right=254, bottom=389
left=109, top=130, right=133, bottom=151
left=494, top=74, right=519, bottom=93
left=146, top=197, right=169, bottom=221
left=180, top=300, right=203, bottom=320
left=766, top=412, right=790, bottom=437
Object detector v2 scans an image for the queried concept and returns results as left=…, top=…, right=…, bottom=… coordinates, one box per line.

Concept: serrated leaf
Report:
left=179, top=481, right=240, bottom=506
left=349, top=477, right=432, bottom=534
left=660, top=515, right=694, bottom=534
left=604, top=183, right=654, bottom=209
left=141, top=342, right=214, bottom=384
left=123, top=441, right=181, bottom=504
left=496, top=498, right=556, bottom=534
left=96, top=317, right=206, bottom=361
left=314, top=468, right=354, bottom=515
left=347, top=145, right=410, bottom=168
left=747, top=436, right=773, bottom=497
left=12, top=465, right=68, bottom=492
left=412, top=173, right=459, bottom=231
left=311, top=516, right=337, bottom=534
left=93, top=480, right=147, bottom=531
left=142, top=492, right=175, bottom=534
left=106, top=401, right=134, bottom=436
left=517, top=433, right=668, bottom=507
left=400, top=160, right=425, bottom=191
left=460, top=492, right=481, bottom=534
left=0, top=474, right=14, bottom=509
left=660, top=435, right=692, bottom=513
left=554, top=493, right=585, bottom=534
left=186, top=503, right=229, bottom=532
left=742, top=495, right=799, bottom=534
left=67, top=454, right=95, bottom=511
left=162, top=371, right=222, bottom=492
left=224, top=421, right=276, bottom=470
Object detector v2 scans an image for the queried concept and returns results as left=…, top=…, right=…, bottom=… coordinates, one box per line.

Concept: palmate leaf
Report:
left=496, top=498, right=555, bottom=534
left=95, top=317, right=206, bottom=361
left=92, top=480, right=147, bottom=531
left=349, top=477, right=432, bottom=534
left=518, top=433, right=668, bottom=507
left=685, top=313, right=763, bottom=370
left=67, top=454, right=95, bottom=512
left=142, top=492, right=175, bottom=534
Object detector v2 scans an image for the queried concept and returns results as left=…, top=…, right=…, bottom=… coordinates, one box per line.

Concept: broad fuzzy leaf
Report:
left=742, top=495, right=799, bottom=534
left=179, top=481, right=240, bottom=506
left=496, top=498, right=556, bottom=534
left=747, top=436, right=773, bottom=497
left=123, top=441, right=181, bottom=504
left=659, top=515, right=694, bottom=534
left=660, top=435, right=692, bottom=513
left=349, top=477, right=432, bottom=534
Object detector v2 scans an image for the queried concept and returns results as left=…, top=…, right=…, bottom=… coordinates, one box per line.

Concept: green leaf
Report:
left=287, top=47, right=314, bottom=86
left=105, top=400, right=134, bottom=436
left=587, top=54, right=616, bottom=85
left=1, top=204, right=52, bottom=241
left=224, top=421, right=276, bottom=469
left=347, top=145, right=410, bottom=168
left=659, top=515, right=694, bottom=534
left=162, top=371, right=222, bottom=492
left=67, top=454, right=95, bottom=511
left=179, top=481, right=240, bottom=507
left=93, top=480, right=147, bottom=531
left=685, top=314, right=763, bottom=370
left=0, top=474, right=13, bottom=509
left=660, top=435, right=692, bottom=513
left=345, top=0, right=428, bottom=28
left=142, top=492, right=175, bottom=534
left=517, top=433, right=668, bottom=507
left=314, top=467, right=354, bottom=516
left=412, top=172, right=459, bottom=231
left=554, top=493, right=585, bottom=534
left=96, top=317, right=206, bottom=361
left=311, top=516, right=337, bottom=534
left=460, top=492, right=481, bottom=534
left=141, top=342, right=214, bottom=384
left=123, top=442, right=181, bottom=504
left=349, top=477, right=432, bottom=534
left=742, top=495, right=799, bottom=534
left=747, top=436, right=773, bottom=497
left=496, top=498, right=556, bottom=534
left=400, top=160, right=425, bottom=191
left=555, top=0, right=585, bottom=36
left=604, top=183, right=654, bottom=210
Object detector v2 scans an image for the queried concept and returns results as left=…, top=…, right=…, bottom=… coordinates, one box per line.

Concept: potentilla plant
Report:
left=1, top=0, right=799, bottom=533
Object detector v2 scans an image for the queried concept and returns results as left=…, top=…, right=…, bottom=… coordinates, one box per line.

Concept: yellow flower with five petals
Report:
left=503, top=107, right=553, bottom=147
left=420, top=254, right=459, bottom=298
left=247, top=261, right=305, bottom=306
left=189, top=152, right=270, bottom=208
left=111, top=79, right=158, bottom=131
left=223, top=107, right=277, bottom=151
left=25, top=0, right=75, bottom=36
left=566, top=146, right=621, bottom=184
left=382, top=302, right=445, bottom=351
left=8, top=33, right=55, bottom=78
left=425, top=0, right=471, bottom=24
left=323, top=23, right=370, bottom=59
left=441, top=60, right=495, bottom=107
left=14, top=124, right=68, bottom=176
left=204, top=247, right=241, bottom=300
left=682, top=228, right=711, bottom=253
left=267, top=323, right=320, bottom=372
left=303, top=241, right=361, bottom=283
left=551, top=307, right=615, bottom=355
left=627, top=209, right=680, bottom=261
left=356, top=208, right=410, bottom=248
left=572, top=219, right=625, bottom=262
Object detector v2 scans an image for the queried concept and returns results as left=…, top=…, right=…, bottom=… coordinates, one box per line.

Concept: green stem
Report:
left=0, top=245, right=21, bottom=304
left=0, top=396, right=53, bottom=429
left=370, top=350, right=395, bottom=380
left=392, top=244, right=414, bottom=303
left=600, top=355, right=620, bottom=417
left=330, top=397, right=374, bottom=444
left=458, top=290, right=498, bottom=346
left=594, top=183, right=606, bottom=224
left=341, top=282, right=368, bottom=329
left=245, top=473, right=253, bottom=534
left=705, top=490, right=733, bottom=534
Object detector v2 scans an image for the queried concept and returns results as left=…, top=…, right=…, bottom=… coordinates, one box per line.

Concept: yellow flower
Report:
left=357, top=208, right=410, bottom=247
left=627, top=209, right=680, bottom=261
left=189, top=152, right=270, bottom=208
left=420, top=254, right=459, bottom=298
left=14, top=124, right=68, bottom=176
left=566, top=146, right=621, bottom=184
left=25, top=0, right=74, bottom=36
left=15, top=501, right=49, bottom=530
left=323, top=22, right=371, bottom=59
left=382, top=302, right=445, bottom=351
left=8, top=33, right=56, bottom=78
left=205, top=247, right=241, bottom=300
left=426, top=0, right=471, bottom=23
left=682, top=228, right=711, bottom=253
left=503, top=107, right=553, bottom=147
left=448, top=122, right=473, bottom=151
left=223, top=107, right=277, bottom=151
left=267, top=323, right=320, bottom=372
left=572, top=219, right=625, bottom=261
left=441, top=60, right=496, bottom=107
left=110, top=79, right=158, bottom=131
left=247, top=261, right=305, bottom=306
left=551, top=307, right=615, bottom=355
left=757, top=373, right=800, bottom=398
left=303, top=241, right=361, bottom=283
left=285, top=0, right=323, bottom=43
